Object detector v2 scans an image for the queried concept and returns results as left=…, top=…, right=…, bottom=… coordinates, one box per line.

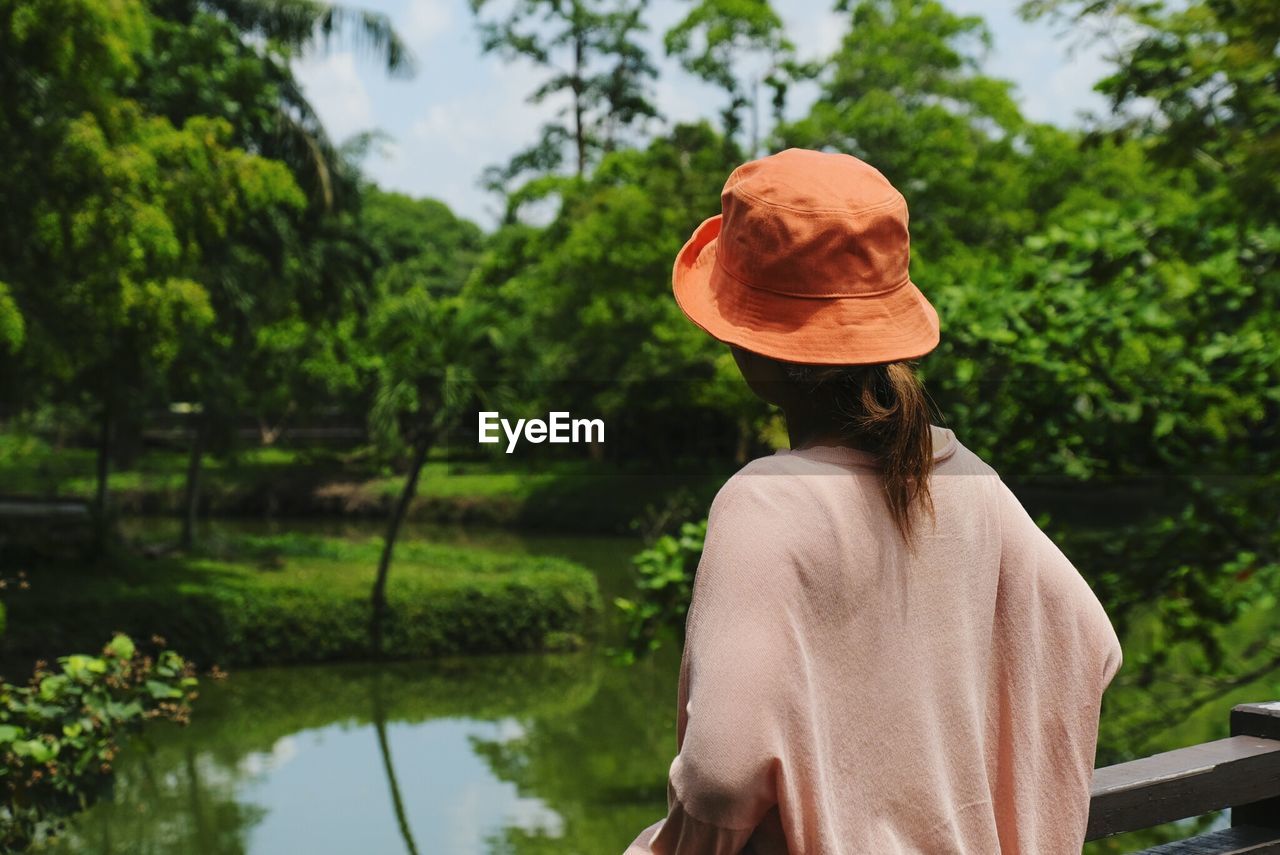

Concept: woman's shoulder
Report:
left=706, top=428, right=1006, bottom=532
left=935, top=431, right=1002, bottom=480
left=703, top=453, right=829, bottom=536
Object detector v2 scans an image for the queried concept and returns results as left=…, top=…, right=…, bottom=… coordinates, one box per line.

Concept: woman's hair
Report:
left=786, top=361, right=936, bottom=542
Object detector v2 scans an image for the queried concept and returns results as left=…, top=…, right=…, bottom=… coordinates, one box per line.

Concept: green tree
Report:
left=125, top=2, right=414, bottom=546
left=0, top=0, right=413, bottom=552
left=780, top=0, right=1063, bottom=261
left=366, top=294, right=499, bottom=654
left=1003, top=0, right=1280, bottom=655
left=469, top=0, right=659, bottom=200
left=0, top=0, right=306, bottom=544
left=363, top=187, right=486, bottom=295
left=1022, top=0, right=1280, bottom=224
left=362, top=194, right=492, bottom=654
left=664, top=0, right=795, bottom=155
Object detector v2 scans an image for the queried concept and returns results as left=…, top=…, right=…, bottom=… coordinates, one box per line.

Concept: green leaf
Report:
left=15, top=739, right=57, bottom=763
left=106, top=634, right=136, bottom=660
left=145, top=680, right=182, bottom=700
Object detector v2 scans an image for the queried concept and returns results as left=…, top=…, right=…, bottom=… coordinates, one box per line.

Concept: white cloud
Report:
left=410, top=103, right=484, bottom=153
left=293, top=51, right=375, bottom=143
left=363, top=59, right=554, bottom=222
left=652, top=71, right=719, bottom=128
left=237, top=736, right=299, bottom=777
left=405, top=0, right=452, bottom=51
left=1039, top=46, right=1111, bottom=125
left=781, top=3, right=846, bottom=62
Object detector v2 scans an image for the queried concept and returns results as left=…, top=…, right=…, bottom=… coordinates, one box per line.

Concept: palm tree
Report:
left=222, top=0, right=414, bottom=209
left=149, top=0, right=415, bottom=211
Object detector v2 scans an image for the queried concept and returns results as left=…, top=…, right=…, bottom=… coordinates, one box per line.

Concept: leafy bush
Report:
left=614, top=519, right=705, bottom=663
left=0, top=634, right=197, bottom=850
left=3, top=536, right=602, bottom=668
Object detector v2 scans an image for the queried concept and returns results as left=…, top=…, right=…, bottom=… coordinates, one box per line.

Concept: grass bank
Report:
left=0, top=433, right=727, bottom=533
left=0, top=533, right=601, bottom=671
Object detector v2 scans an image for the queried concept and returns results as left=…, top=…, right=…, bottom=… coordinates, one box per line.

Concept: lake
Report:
left=36, top=517, right=1280, bottom=854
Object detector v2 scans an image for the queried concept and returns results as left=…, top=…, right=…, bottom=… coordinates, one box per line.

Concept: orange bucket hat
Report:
left=672, top=148, right=939, bottom=365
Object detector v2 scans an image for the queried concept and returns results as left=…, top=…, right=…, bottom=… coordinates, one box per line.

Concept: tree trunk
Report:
left=369, top=436, right=431, bottom=656
left=184, top=746, right=211, bottom=845
left=572, top=4, right=586, bottom=176
left=750, top=75, right=760, bottom=159
left=92, top=402, right=113, bottom=555
left=180, top=414, right=206, bottom=550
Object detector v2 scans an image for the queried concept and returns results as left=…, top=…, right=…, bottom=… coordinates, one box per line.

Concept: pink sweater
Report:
left=625, top=428, right=1122, bottom=854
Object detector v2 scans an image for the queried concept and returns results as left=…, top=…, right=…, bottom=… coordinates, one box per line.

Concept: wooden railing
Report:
left=1086, top=702, right=1280, bottom=853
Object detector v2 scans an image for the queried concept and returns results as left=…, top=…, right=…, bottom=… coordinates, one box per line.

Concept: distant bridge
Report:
left=0, top=499, right=91, bottom=518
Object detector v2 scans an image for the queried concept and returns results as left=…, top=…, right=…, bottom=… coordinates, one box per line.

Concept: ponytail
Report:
left=851, top=362, right=935, bottom=541
left=787, top=361, right=936, bottom=542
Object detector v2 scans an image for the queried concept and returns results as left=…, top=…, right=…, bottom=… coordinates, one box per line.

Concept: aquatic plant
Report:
left=0, top=634, right=197, bottom=850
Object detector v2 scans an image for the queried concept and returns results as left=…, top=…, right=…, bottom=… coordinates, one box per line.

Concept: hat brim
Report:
left=672, top=215, right=941, bottom=366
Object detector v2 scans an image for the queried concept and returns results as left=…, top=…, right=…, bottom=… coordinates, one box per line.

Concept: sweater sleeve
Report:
left=629, top=471, right=799, bottom=854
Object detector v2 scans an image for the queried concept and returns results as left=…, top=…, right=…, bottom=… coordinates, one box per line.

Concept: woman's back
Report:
left=628, top=427, right=1121, bottom=854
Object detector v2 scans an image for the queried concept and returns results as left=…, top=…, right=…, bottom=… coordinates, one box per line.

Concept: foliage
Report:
left=1058, top=475, right=1280, bottom=672
left=932, top=196, right=1279, bottom=481
left=1, top=536, right=602, bottom=668
left=358, top=187, right=492, bottom=458
left=0, top=0, right=314, bottom=553
left=614, top=519, right=705, bottom=662
left=1022, top=0, right=1280, bottom=224
left=0, top=0, right=418, bottom=554
left=0, top=0, right=304, bottom=395
left=780, top=0, right=1051, bottom=260
left=363, top=188, right=485, bottom=295
left=469, top=0, right=659, bottom=196
left=0, top=634, right=197, bottom=851
left=142, top=0, right=412, bottom=211
left=0, top=283, right=23, bottom=355
left=664, top=0, right=796, bottom=152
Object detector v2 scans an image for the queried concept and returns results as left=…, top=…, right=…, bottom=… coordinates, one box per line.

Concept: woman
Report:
left=625, top=149, right=1122, bottom=854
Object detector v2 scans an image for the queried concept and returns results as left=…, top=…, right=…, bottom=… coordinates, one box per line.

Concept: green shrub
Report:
left=614, top=519, right=706, bottom=663
left=0, top=634, right=197, bottom=850
left=2, top=536, right=602, bottom=668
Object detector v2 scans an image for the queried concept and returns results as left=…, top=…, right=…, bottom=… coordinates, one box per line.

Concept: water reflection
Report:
left=39, top=650, right=677, bottom=855
left=372, top=680, right=421, bottom=855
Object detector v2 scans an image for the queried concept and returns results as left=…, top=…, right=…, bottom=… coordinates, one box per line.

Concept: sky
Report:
left=292, top=0, right=1114, bottom=228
